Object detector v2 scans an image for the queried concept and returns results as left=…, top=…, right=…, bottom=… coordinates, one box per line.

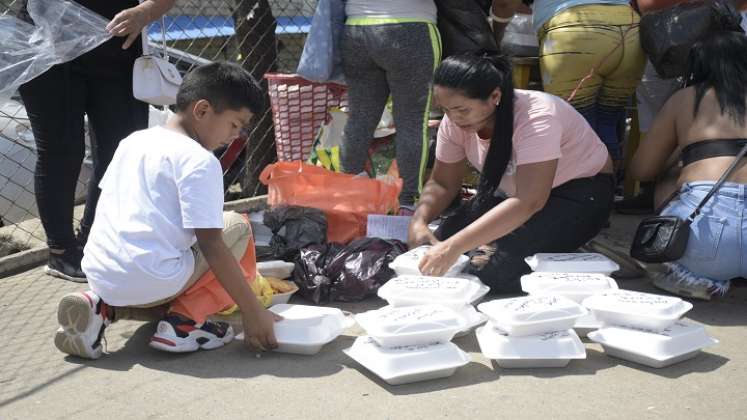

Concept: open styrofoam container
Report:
left=525, top=253, right=620, bottom=275
left=269, top=281, right=300, bottom=305
left=582, top=290, right=693, bottom=332
left=588, top=320, right=718, bottom=368
left=573, top=311, right=603, bottom=338
left=476, top=323, right=586, bottom=368
left=477, top=295, right=587, bottom=337
left=343, top=336, right=470, bottom=385
left=455, top=305, right=489, bottom=338
left=378, top=275, right=489, bottom=309
left=389, top=245, right=469, bottom=277
left=257, top=260, right=296, bottom=280
left=355, top=304, right=466, bottom=348
left=237, top=304, right=354, bottom=355
left=521, top=272, right=618, bottom=303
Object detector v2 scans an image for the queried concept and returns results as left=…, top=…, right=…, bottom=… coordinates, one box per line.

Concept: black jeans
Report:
left=435, top=174, right=615, bottom=294
left=19, top=39, right=148, bottom=249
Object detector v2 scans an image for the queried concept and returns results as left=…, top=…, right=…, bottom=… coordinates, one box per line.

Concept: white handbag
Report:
left=132, top=17, right=182, bottom=106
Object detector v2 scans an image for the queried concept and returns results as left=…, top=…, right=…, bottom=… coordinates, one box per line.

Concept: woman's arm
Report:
left=418, top=159, right=557, bottom=276
left=491, top=0, right=525, bottom=45
left=107, top=0, right=177, bottom=49
left=408, top=159, right=467, bottom=248
left=630, top=90, right=681, bottom=181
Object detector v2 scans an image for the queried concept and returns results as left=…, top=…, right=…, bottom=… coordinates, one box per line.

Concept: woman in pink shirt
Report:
left=409, top=54, right=614, bottom=293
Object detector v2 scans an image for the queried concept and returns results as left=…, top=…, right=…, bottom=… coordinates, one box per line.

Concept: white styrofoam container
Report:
left=453, top=273, right=491, bottom=305
left=582, top=290, right=693, bottom=331
left=525, top=253, right=620, bottom=275
left=476, top=323, right=586, bottom=368
left=389, top=245, right=469, bottom=277
left=343, top=336, right=470, bottom=385
left=355, top=304, right=466, bottom=348
left=454, top=305, right=489, bottom=338
left=588, top=321, right=718, bottom=368
left=378, top=275, right=488, bottom=309
left=253, top=304, right=353, bottom=355
left=257, top=260, right=296, bottom=280
left=477, top=296, right=587, bottom=337
left=521, top=272, right=618, bottom=303
left=269, top=281, right=300, bottom=305
left=573, top=311, right=603, bottom=338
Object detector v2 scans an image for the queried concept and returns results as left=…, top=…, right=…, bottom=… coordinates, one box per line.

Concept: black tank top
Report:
left=681, top=139, right=747, bottom=167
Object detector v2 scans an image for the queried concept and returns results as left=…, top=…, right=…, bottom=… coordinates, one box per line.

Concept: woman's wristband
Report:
left=488, top=10, right=514, bottom=23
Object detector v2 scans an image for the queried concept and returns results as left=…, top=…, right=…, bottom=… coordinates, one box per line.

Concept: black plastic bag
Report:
left=640, top=0, right=743, bottom=79
left=435, top=0, right=499, bottom=58
left=293, top=238, right=407, bottom=304
left=263, top=205, right=327, bottom=260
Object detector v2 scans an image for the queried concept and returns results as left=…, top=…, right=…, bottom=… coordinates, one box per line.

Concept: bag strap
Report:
left=139, top=1, right=168, bottom=59
left=685, top=142, right=747, bottom=223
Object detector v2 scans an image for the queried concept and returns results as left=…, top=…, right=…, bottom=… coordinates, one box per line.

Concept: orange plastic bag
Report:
left=169, top=220, right=258, bottom=324
left=259, top=161, right=402, bottom=243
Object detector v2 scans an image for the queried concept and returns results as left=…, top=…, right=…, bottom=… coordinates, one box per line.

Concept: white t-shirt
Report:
left=82, top=126, right=225, bottom=306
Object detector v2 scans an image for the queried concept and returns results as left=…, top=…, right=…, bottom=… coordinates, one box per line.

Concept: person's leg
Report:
left=79, top=69, right=148, bottom=245
left=19, top=63, right=88, bottom=280
left=340, top=25, right=391, bottom=176
left=373, top=23, right=441, bottom=206
left=471, top=176, right=614, bottom=294
left=149, top=212, right=251, bottom=352
left=596, top=12, right=646, bottom=162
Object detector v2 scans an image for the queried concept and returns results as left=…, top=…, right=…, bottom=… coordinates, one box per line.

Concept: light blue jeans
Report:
left=661, top=182, right=747, bottom=285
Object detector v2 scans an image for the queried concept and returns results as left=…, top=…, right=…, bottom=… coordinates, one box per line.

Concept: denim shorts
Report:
left=661, top=182, right=747, bottom=282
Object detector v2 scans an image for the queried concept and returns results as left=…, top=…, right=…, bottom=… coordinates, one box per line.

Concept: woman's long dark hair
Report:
left=433, top=54, right=515, bottom=200
left=685, top=16, right=747, bottom=125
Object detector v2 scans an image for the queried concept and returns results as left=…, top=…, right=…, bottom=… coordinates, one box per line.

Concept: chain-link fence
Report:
left=0, top=0, right=315, bottom=257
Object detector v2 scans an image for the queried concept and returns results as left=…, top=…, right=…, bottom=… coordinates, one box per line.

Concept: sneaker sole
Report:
left=55, top=294, right=102, bottom=359
left=45, top=265, right=88, bottom=283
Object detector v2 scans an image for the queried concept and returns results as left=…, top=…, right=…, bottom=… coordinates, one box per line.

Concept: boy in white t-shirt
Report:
left=54, top=62, right=279, bottom=359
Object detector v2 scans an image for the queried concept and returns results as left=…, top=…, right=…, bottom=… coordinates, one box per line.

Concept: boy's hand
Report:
left=241, top=306, right=281, bottom=352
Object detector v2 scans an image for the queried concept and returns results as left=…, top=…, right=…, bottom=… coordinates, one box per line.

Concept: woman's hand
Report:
left=418, top=239, right=462, bottom=277
left=106, top=4, right=153, bottom=49
left=408, top=220, right=438, bottom=249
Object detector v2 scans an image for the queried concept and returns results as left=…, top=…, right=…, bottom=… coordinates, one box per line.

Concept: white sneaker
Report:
left=652, top=263, right=730, bottom=301
left=54, top=291, right=112, bottom=359
left=149, top=315, right=234, bottom=353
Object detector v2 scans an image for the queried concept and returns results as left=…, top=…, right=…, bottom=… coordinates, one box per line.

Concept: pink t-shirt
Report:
left=436, top=89, right=609, bottom=195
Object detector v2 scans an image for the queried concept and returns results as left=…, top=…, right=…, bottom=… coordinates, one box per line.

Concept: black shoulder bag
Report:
left=630, top=143, right=747, bottom=263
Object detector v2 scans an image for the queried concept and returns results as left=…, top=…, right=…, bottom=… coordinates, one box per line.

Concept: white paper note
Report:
left=366, top=215, right=412, bottom=242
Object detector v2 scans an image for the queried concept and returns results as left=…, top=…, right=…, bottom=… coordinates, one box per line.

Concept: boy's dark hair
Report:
left=175, top=62, right=265, bottom=115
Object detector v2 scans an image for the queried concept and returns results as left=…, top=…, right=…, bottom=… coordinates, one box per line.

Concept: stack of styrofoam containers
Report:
left=583, top=290, right=718, bottom=368
left=345, top=304, right=471, bottom=385
left=476, top=296, right=588, bottom=368
left=521, top=272, right=618, bottom=337
left=385, top=245, right=490, bottom=336
left=523, top=253, right=621, bottom=336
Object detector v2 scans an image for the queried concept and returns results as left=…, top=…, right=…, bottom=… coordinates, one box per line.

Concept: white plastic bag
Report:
left=500, top=13, right=538, bottom=57
left=0, top=0, right=112, bottom=105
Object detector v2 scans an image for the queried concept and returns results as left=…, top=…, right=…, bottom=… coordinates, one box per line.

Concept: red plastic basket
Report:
left=265, top=73, right=347, bottom=162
